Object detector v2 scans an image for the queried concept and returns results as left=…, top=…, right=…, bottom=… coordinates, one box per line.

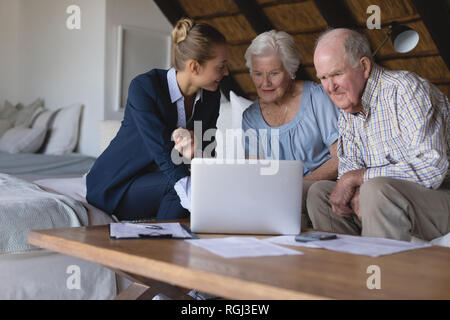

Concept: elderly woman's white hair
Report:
left=245, top=30, right=302, bottom=79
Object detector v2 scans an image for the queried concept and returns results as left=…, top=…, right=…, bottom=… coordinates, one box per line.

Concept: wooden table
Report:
left=28, top=223, right=450, bottom=300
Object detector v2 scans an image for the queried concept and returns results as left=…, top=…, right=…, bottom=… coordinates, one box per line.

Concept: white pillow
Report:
left=0, top=127, right=47, bottom=153
left=215, top=91, right=252, bottom=159
left=230, top=90, right=253, bottom=130
left=98, top=120, right=121, bottom=153
left=215, top=100, right=231, bottom=159
left=42, top=104, right=82, bottom=155
left=0, top=119, right=13, bottom=137
left=30, top=108, right=58, bottom=129
left=217, top=100, right=232, bottom=130
left=13, top=98, right=44, bottom=127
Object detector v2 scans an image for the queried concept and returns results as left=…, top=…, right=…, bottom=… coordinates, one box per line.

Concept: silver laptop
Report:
left=190, top=158, right=303, bottom=235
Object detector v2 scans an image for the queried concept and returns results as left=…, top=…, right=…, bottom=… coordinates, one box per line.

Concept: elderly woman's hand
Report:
left=172, top=127, right=197, bottom=160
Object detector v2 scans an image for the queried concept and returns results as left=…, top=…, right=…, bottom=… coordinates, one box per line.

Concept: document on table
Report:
left=109, top=222, right=194, bottom=239
left=185, top=237, right=303, bottom=258
left=264, top=234, right=431, bottom=257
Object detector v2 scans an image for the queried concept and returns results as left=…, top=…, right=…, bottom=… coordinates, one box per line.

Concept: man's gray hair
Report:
left=245, top=30, right=301, bottom=79
left=315, top=28, right=373, bottom=67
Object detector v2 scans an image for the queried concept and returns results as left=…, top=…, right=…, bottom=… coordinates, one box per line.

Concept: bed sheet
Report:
left=33, top=176, right=114, bottom=226
left=0, top=152, right=95, bottom=176
left=0, top=175, right=129, bottom=299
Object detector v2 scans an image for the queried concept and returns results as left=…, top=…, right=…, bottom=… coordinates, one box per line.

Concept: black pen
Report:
left=138, top=234, right=172, bottom=239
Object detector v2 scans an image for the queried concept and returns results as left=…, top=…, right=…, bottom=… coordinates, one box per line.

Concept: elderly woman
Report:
left=242, top=30, right=340, bottom=228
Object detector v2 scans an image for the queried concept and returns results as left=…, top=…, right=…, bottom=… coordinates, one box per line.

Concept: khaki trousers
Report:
left=301, top=180, right=315, bottom=231
left=306, top=177, right=450, bottom=241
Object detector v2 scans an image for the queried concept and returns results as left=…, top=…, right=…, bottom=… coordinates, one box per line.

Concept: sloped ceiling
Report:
left=155, top=0, right=450, bottom=100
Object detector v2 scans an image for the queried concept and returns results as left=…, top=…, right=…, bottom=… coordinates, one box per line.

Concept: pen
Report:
left=145, top=225, right=163, bottom=230
left=122, top=222, right=163, bottom=230
left=138, top=234, right=172, bottom=239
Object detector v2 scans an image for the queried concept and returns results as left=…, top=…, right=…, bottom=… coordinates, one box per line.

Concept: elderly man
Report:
left=307, top=28, right=450, bottom=241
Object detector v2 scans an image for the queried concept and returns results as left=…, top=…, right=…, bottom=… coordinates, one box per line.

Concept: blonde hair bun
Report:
left=171, top=18, right=226, bottom=71
left=172, top=18, right=194, bottom=44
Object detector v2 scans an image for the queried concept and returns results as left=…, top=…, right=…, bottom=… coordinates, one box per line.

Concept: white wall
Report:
left=103, top=0, right=172, bottom=120
left=14, top=0, right=106, bottom=157
left=0, top=0, right=172, bottom=157
left=0, top=0, right=19, bottom=103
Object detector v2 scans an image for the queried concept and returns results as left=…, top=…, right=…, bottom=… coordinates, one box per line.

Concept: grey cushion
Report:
left=0, top=127, right=47, bottom=154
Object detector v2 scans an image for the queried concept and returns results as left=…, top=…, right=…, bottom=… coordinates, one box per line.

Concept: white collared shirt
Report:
left=167, top=67, right=200, bottom=211
left=167, top=67, right=202, bottom=128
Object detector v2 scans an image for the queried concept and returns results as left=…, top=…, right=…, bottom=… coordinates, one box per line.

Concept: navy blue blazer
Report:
left=86, top=69, right=221, bottom=214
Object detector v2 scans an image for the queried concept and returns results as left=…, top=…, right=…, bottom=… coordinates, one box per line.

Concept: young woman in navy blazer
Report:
left=87, top=18, right=229, bottom=221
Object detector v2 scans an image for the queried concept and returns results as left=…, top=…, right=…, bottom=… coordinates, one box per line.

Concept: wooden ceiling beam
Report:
left=313, top=0, right=358, bottom=29
left=154, top=0, right=185, bottom=26
left=410, top=0, right=450, bottom=70
left=188, top=12, right=240, bottom=21
left=376, top=49, right=440, bottom=62
left=154, top=0, right=247, bottom=99
left=429, top=78, right=450, bottom=85
left=233, top=0, right=273, bottom=34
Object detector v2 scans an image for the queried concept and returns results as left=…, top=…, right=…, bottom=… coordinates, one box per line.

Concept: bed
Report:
left=0, top=155, right=131, bottom=299
left=0, top=100, right=131, bottom=299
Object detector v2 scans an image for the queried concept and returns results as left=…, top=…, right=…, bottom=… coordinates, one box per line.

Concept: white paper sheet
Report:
left=110, top=222, right=193, bottom=239
left=265, top=234, right=432, bottom=257
left=185, top=237, right=303, bottom=258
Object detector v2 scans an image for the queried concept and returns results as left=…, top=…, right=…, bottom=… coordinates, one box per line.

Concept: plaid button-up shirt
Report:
left=338, top=64, right=449, bottom=189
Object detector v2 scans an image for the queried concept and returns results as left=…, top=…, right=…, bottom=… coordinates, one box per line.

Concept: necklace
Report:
left=278, top=104, right=289, bottom=127
left=261, top=103, right=288, bottom=127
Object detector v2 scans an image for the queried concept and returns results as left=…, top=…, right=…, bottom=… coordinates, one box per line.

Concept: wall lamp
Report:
left=372, top=22, right=420, bottom=56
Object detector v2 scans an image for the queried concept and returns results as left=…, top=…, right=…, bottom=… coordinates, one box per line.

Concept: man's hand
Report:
left=330, top=169, right=365, bottom=217
left=172, top=127, right=197, bottom=160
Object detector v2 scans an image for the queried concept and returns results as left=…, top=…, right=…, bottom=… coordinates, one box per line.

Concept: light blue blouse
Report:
left=242, top=81, right=340, bottom=175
